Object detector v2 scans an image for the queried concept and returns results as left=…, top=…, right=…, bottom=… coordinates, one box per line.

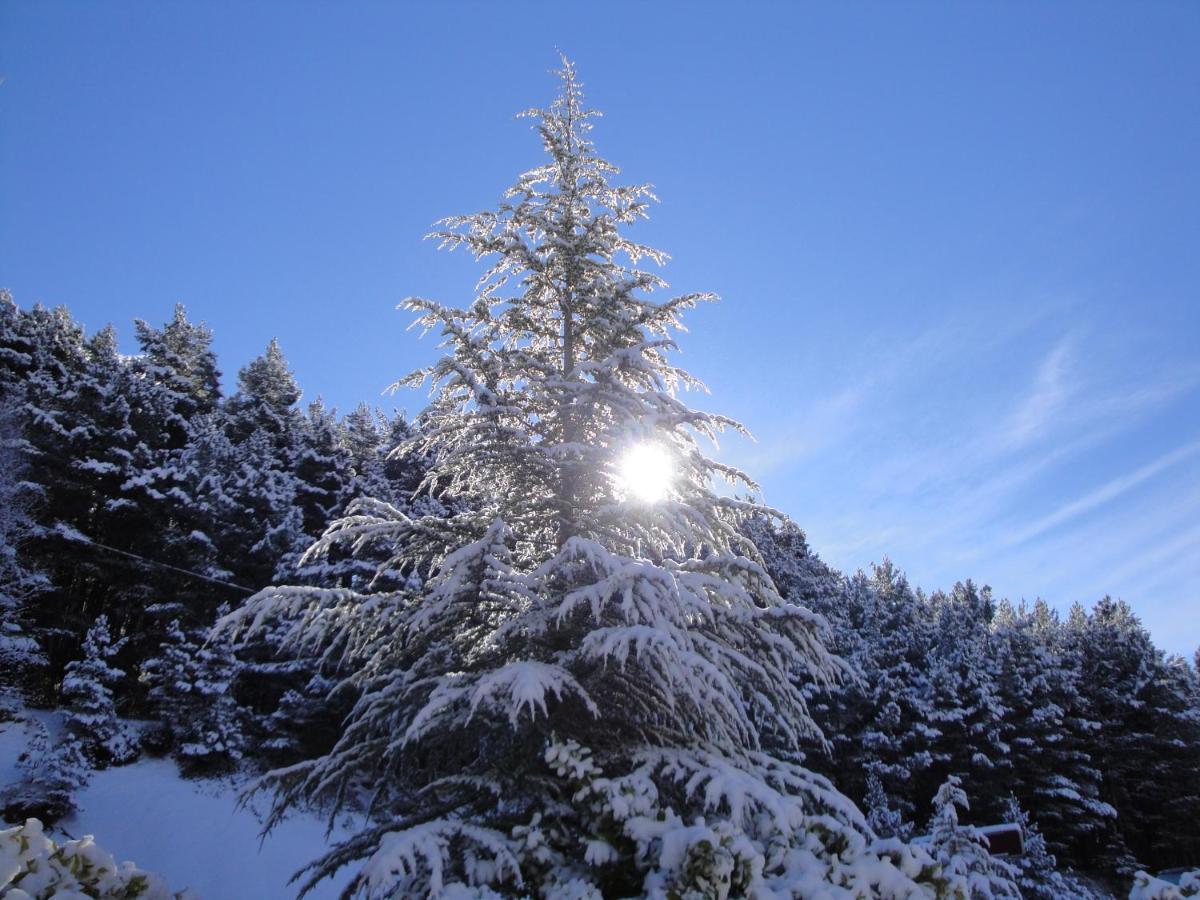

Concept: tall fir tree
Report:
left=132, top=303, right=222, bottom=430
left=0, top=396, right=49, bottom=697
left=1066, top=597, right=1200, bottom=873
left=0, top=300, right=228, bottom=687
left=224, top=337, right=302, bottom=446
left=990, top=598, right=1113, bottom=861
left=811, top=561, right=939, bottom=825
left=14, top=303, right=111, bottom=679
left=140, top=616, right=245, bottom=772
left=219, top=59, right=951, bottom=898
left=290, top=398, right=351, bottom=566
left=921, top=582, right=1008, bottom=820
left=0, top=290, right=38, bottom=400
left=215, top=338, right=310, bottom=587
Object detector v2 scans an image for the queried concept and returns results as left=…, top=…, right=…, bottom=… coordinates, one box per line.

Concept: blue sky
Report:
left=2, top=2, right=1197, bottom=654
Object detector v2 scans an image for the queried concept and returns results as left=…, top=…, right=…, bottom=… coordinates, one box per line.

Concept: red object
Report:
left=976, top=823, right=1025, bottom=856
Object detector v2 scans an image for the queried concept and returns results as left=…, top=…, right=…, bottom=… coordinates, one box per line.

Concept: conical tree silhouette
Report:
left=223, top=58, right=947, bottom=898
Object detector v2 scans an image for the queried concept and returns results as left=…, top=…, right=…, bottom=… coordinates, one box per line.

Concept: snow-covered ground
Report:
left=1, top=711, right=355, bottom=900
left=0, top=709, right=36, bottom=788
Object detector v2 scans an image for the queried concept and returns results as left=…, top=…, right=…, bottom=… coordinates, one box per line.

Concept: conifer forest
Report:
left=2, top=56, right=1198, bottom=900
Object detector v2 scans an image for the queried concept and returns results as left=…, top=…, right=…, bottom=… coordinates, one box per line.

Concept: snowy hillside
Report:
left=1, top=710, right=353, bottom=899
left=2, top=55, right=1198, bottom=900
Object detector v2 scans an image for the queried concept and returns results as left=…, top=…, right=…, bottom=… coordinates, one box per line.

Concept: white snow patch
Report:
left=60, top=758, right=355, bottom=899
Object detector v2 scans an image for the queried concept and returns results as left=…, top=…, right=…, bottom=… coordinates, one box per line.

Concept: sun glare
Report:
left=617, top=442, right=673, bottom=503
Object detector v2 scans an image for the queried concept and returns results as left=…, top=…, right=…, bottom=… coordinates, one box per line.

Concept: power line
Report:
left=51, top=527, right=257, bottom=596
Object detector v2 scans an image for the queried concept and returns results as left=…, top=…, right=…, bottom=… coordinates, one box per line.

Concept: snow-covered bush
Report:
left=0, top=817, right=179, bottom=898
left=0, top=716, right=86, bottom=823
left=60, top=615, right=137, bottom=767
left=140, top=616, right=244, bottom=771
left=526, top=738, right=946, bottom=899
left=864, top=771, right=910, bottom=841
left=925, top=777, right=1021, bottom=899
left=1130, top=870, right=1200, bottom=900
left=1002, top=797, right=1103, bottom=900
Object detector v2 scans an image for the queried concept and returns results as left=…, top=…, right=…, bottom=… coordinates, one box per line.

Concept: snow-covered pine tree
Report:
left=810, top=561, right=939, bottom=826
left=864, top=771, right=910, bottom=841
left=924, top=777, right=1021, bottom=900
left=1, top=715, right=88, bottom=822
left=140, top=616, right=245, bottom=772
left=1065, top=597, right=1200, bottom=874
left=251, top=666, right=350, bottom=768
left=340, top=405, right=431, bottom=522
left=60, top=615, right=137, bottom=767
left=292, top=399, right=350, bottom=550
left=132, top=302, right=222, bottom=428
left=10, top=302, right=108, bottom=682
left=219, top=58, right=947, bottom=898
left=0, top=289, right=37, bottom=400
left=3, top=300, right=225, bottom=684
left=150, top=403, right=302, bottom=613
left=305, top=404, right=402, bottom=590
left=742, top=515, right=842, bottom=614
left=990, top=599, right=1113, bottom=862
left=922, top=583, right=1008, bottom=821
left=192, top=347, right=350, bottom=765
left=1000, top=797, right=1105, bottom=900
left=217, top=339, right=311, bottom=586
left=122, top=308, right=229, bottom=628
left=224, top=337, right=302, bottom=447
left=0, top=396, right=49, bottom=698
left=233, top=428, right=309, bottom=586
left=243, top=407, right=437, bottom=768
left=72, top=323, right=187, bottom=655
left=214, top=422, right=312, bottom=749
left=341, top=404, right=390, bottom=490
left=123, top=306, right=231, bottom=614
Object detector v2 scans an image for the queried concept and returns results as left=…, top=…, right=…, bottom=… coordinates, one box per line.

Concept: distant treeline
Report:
left=0, top=291, right=1196, bottom=882
left=749, top=517, right=1200, bottom=876
left=0, top=293, right=437, bottom=783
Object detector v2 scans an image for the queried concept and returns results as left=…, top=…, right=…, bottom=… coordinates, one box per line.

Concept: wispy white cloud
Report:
left=732, top=317, right=969, bottom=477
left=1001, top=335, right=1076, bottom=450
left=737, top=310, right=1200, bottom=653
left=984, top=474, right=1200, bottom=600
left=1080, top=520, right=1200, bottom=604
left=1004, top=439, right=1200, bottom=548
left=977, top=476, right=1200, bottom=653
left=739, top=383, right=870, bottom=473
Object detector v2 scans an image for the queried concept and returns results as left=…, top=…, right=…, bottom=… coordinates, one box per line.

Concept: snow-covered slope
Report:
left=63, top=758, right=354, bottom=900
left=1, top=712, right=353, bottom=900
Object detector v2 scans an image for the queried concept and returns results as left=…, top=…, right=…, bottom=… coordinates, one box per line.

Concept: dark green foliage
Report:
left=0, top=296, right=421, bottom=776
left=61, top=615, right=137, bottom=767
left=1065, top=598, right=1200, bottom=872
left=1, top=280, right=1196, bottom=887
left=750, top=515, right=1200, bottom=878
left=140, top=616, right=245, bottom=772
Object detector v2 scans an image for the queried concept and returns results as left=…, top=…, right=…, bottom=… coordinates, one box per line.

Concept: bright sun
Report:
left=617, top=442, right=673, bottom=503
